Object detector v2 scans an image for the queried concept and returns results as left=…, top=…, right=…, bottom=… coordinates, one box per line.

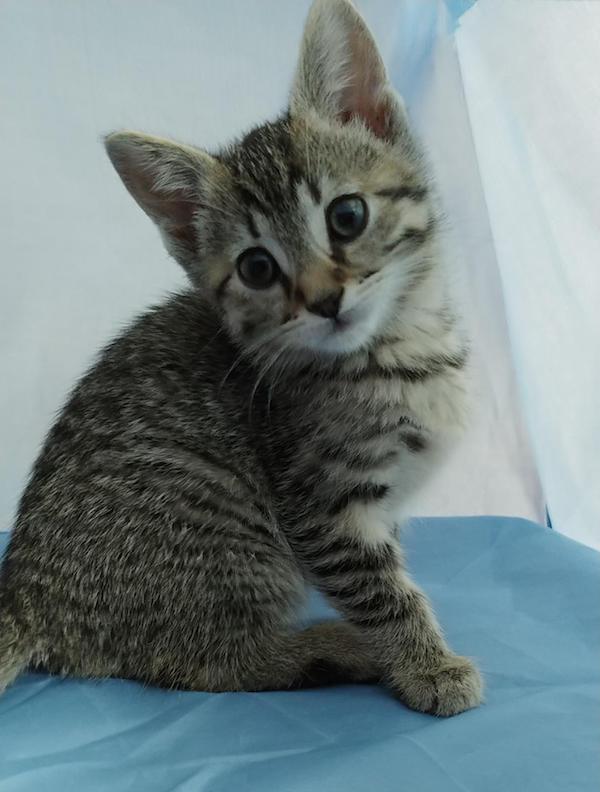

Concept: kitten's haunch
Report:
left=0, top=0, right=482, bottom=717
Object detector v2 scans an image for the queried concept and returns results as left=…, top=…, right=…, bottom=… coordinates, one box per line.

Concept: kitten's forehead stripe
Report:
left=376, top=186, right=428, bottom=202
left=225, top=118, right=302, bottom=215
left=238, top=186, right=269, bottom=217
left=215, top=274, right=232, bottom=301
left=246, top=213, right=260, bottom=239
left=306, top=177, right=322, bottom=204
left=287, top=162, right=303, bottom=191
left=383, top=218, right=436, bottom=254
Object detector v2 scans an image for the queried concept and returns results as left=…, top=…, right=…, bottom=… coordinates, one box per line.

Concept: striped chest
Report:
left=271, top=351, right=469, bottom=525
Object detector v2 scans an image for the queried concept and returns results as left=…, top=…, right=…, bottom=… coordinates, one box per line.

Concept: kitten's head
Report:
left=106, top=0, right=436, bottom=361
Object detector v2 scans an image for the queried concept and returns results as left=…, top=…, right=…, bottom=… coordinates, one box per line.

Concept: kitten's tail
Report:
left=0, top=604, right=30, bottom=693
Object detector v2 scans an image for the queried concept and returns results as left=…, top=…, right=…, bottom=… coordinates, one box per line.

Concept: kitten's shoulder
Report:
left=88, top=289, right=227, bottom=375
left=110, top=289, right=216, bottom=353
left=60, top=289, right=229, bottom=411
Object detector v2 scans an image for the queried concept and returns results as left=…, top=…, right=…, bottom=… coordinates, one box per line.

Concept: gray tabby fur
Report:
left=0, top=0, right=482, bottom=716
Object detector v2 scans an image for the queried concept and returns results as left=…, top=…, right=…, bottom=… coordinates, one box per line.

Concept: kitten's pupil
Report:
left=327, top=195, right=368, bottom=242
left=236, top=247, right=279, bottom=290
left=335, top=209, right=355, bottom=230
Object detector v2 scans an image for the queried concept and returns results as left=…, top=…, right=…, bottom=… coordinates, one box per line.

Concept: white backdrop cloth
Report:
left=456, top=0, right=600, bottom=549
left=6, top=1, right=587, bottom=542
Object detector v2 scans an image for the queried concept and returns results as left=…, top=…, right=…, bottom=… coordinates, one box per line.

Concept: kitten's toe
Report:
left=392, top=655, right=483, bottom=717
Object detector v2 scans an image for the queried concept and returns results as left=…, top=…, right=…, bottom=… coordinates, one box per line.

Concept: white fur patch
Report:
left=342, top=500, right=394, bottom=548
left=396, top=201, right=430, bottom=232
left=297, top=181, right=329, bottom=253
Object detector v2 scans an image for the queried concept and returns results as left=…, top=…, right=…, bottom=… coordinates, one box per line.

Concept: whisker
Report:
left=217, top=318, right=304, bottom=395
left=218, top=350, right=247, bottom=393
left=247, top=344, right=289, bottom=422
left=197, top=324, right=227, bottom=357
left=217, top=335, right=266, bottom=393
left=266, top=339, right=298, bottom=419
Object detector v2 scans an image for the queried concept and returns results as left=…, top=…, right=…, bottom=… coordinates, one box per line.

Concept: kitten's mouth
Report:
left=292, top=301, right=380, bottom=356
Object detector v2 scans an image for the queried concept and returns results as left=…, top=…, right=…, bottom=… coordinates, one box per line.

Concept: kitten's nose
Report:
left=306, top=289, right=343, bottom=319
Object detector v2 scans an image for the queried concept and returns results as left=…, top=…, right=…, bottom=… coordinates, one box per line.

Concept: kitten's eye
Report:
left=236, top=247, right=280, bottom=290
left=326, top=195, right=368, bottom=242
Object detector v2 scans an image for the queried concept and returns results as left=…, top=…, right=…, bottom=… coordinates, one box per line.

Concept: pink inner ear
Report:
left=164, top=195, right=197, bottom=228
left=161, top=195, right=198, bottom=254
left=120, top=162, right=196, bottom=225
left=138, top=170, right=197, bottom=230
left=336, top=28, right=393, bottom=141
left=168, top=217, right=198, bottom=252
left=339, top=92, right=393, bottom=140
left=139, top=173, right=198, bottom=253
left=340, top=95, right=391, bottom=140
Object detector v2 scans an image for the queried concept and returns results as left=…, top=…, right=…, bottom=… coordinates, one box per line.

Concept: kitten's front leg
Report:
left=295, top=502, right=483, bottom=716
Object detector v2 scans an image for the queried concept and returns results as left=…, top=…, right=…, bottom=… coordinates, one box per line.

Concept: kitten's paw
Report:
left=393, top=655, right=483, bottom=717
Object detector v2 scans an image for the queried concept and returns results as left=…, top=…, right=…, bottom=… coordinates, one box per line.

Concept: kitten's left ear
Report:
left=105, top=131, right=217, bottom=271
left=290, top=0, right=405, bottom=141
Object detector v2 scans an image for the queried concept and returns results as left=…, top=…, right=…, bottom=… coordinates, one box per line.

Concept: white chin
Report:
left=299, top=314, right=378, bottom=357
left=316, top=325, right=372, bottom=355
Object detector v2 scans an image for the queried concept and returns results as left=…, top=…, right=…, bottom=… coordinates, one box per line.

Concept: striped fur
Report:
left=0, top=0, right=482, bottom=716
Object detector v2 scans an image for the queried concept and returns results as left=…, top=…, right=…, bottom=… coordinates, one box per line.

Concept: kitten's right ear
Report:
left=105, top=131, right=217, bottom=270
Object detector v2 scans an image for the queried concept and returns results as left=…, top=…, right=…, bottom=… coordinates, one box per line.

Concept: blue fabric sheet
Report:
left=0, top=516, right=598, bottom=791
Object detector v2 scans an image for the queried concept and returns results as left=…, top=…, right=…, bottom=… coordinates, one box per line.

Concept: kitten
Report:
left=0, top=0, right=482, bottom=716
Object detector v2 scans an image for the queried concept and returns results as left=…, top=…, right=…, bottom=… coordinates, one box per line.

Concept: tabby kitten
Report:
left=0, top=0, right=482, bottom=716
